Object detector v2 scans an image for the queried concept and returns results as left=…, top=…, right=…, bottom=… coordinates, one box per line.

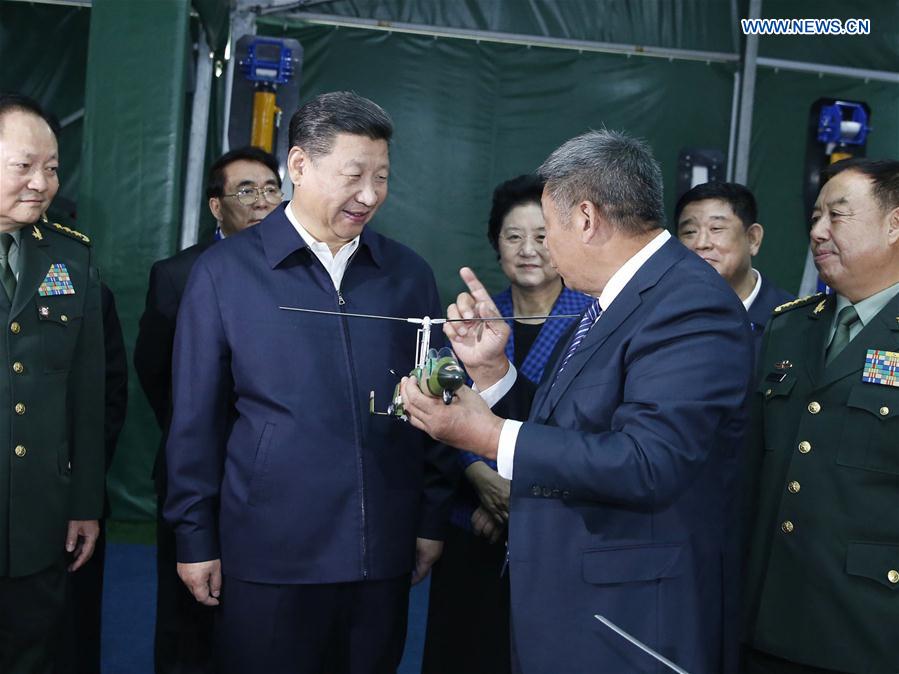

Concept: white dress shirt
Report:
left=742, top=268, right=762, bottom=311
left=285, top=202, right=360, bottom=291
left=483, top=229, right=672, bottom=479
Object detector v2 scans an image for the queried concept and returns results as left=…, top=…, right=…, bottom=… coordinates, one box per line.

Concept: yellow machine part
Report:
left=829, top=150, right=853, bottom=164
left=251, top=90, right=279, bottom=152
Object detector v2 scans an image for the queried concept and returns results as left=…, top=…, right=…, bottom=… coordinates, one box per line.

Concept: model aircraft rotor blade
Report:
left=441, top=314, right=580, bottom=323
left=279, top=306, right=419, bottom=323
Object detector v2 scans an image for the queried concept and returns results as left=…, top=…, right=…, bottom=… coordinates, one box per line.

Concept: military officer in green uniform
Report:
left=743, top=158, right=899, bottom=673
left=0, top=94, right=105, bottom=673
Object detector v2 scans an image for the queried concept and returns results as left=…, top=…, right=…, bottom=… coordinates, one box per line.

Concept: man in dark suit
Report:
left=675, top=181, right=793, bottom=356
left=0, top=93, right=105, bottom=674
left=402, top=130, right=753, bottom=673
left=743, top=158, right=899, bottom=673
left=133, top=146, right=280, bottom=674
left=165, top=91, right=453, bottom=673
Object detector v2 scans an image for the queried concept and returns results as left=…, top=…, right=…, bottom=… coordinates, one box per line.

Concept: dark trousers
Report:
left=421, top=525, right=511, bottom=674
left=0, top=558, right=68, bottom=674
left=217, top=574, right=411, bottom=674
left=57, top=522, right=106, bottom=674
left=155, top=506, right=216, bottom=674
left=743, top=648, right=851, bottom=674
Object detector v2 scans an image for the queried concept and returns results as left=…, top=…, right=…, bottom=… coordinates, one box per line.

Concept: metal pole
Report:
left=179, top=30, right=213, bottom=250
left=756, top=57, right=899, bottom=84
left=734, top=0, right=762, bottom=185
left=281, top=11, right=740, bottom=64
left=726, top=71, right=741, bottom=182
left=221, top=8, right=258, bottom=153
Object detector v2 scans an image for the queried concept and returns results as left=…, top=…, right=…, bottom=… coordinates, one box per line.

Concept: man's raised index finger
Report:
left=459, top=267, right=492, bottom=303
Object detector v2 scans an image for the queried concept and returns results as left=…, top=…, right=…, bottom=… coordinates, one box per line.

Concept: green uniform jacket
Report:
left=0, top=222, right=105, bottom=578
left=744, top=292, right=899, bottom=673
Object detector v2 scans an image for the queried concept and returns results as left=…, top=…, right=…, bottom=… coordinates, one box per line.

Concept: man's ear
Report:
left=747, top=222, right=764, bottom=256
left=208, top=197, right=223, bottom=222
left=287, top=146, right=307, bottom=187
left=579, top=201, right=603, bottom=243
left=886, top=206, right=899, bottom=245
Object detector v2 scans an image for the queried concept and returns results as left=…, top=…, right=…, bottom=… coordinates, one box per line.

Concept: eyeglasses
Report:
left=223, top=185, right=283, bottom=206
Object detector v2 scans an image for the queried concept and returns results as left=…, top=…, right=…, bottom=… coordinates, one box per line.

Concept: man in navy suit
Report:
left=402, top=130, right=753, bottom=673
left=135, top=146, right=280, bottom=674
left=165, top=92, right=453, bottom=674
left=675, top=181, right=793, bottom=357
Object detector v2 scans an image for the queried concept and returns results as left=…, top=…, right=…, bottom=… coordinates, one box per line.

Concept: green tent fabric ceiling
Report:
left=1, top=0, right=897, bottom=519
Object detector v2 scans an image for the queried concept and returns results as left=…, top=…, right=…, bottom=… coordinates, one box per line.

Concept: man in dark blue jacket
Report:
left=675, top=181, right=793, bottom=358
left=165, top=91, right=453, bottom=674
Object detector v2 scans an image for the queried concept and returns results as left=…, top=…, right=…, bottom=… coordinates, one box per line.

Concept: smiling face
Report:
left=0, top=110, right=59, bottom=232
left=810, top=169, right=899, bottom=301
left=497, top=201, right=559, bottom=291
left=287, top=132, right=389, bottom=248
left=677, top=198, right=761, bottom=291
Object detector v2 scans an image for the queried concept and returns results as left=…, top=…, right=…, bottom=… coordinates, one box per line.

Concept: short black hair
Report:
left=674, top=181, right=758, bottom=230
left=487, top=174, right=546, bottom=253
left=823, top=158, right=899, bottom=214
left=206, top=146, right=280, bottom=199
left=0, top=92, right=59, bottom=138
left=288, top=91, right=393, bottom=158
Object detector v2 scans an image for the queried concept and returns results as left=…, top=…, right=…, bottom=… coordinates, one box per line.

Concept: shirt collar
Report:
left=742, top=268, right=762, bottom=311
left=835, top=280, right=899, bottom=328
left=597, top=230, right=671, bottom=310
left=284, top=199, right=384, bottom=266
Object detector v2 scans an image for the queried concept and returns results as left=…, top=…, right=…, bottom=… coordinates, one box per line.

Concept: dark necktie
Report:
left=825, top=305, right=859, bottom=365
left=0, top=233, right=16, bottom=302
left=553, top=298, right=602, bottom=385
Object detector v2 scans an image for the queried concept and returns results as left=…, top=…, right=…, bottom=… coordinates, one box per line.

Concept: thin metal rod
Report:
left=756, top=57, right=899, bottom=84
left=279, top=306, right=415, bottom=322
left=726, top=71, right=740, bottom=182
left=277, top=12, right=740, bottom=64
left=734, top=0, right=761, bottom=185
left=594, top=615, right=692, bottom=674
left=180, top=29, right=213, bottom=251
left=279, top=306, right=581, bottom=324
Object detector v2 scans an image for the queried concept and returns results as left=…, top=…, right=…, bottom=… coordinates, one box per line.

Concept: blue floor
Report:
left=101, top=543, right=430, bottom=673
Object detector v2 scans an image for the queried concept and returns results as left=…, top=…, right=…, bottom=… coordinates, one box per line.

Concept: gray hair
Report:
left=538, top=129, right=665, bottom=233
left=288, top=91, right=393, bottom=158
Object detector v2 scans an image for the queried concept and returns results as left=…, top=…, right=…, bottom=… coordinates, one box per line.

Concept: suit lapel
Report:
left=797, top=295, right=833, bottom=384
left=816, top=293, right=899, bottom=391
left=530, top=236, right=685, bottom=423
left=10, top=227, right=54, bottom=320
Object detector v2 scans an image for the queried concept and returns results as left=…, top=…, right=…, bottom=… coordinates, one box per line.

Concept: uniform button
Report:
left=531, top=485, right=541, bottom=497
left=880, top=406, right=889, bottom=416
left=798, top=441, right=812, bottom=454
left=787, top=481, right=801, bottom=494
left=765, top=388, right=773, bottom=397
left=12, top=362, right=23, bottom=374
left=14, top=445, right=26, bottom=457
left=14, top=403, right=25, bottom=415
left=807, top=401, right=821, bottom=414
left=888, top=570, right=899, bottom=584
left=781, top=520, right=794, bottom=533
left=60, top=314, right=68, bottom=323
left=10, top=322, right=20, bottom=334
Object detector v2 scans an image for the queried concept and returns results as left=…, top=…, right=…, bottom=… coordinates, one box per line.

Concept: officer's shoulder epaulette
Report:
left=45, top=221, right=91, bottom=246
left=772, top=292, right=824, bottom=315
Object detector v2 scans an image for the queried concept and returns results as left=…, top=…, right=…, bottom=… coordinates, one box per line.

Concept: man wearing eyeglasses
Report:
left=134, top=145, right=279, bottom=674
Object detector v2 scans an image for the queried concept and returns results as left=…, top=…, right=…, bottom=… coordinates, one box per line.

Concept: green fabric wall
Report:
left=258, top=20, right=736, bottom=300
left=79, top=0, right=191, bottom=519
